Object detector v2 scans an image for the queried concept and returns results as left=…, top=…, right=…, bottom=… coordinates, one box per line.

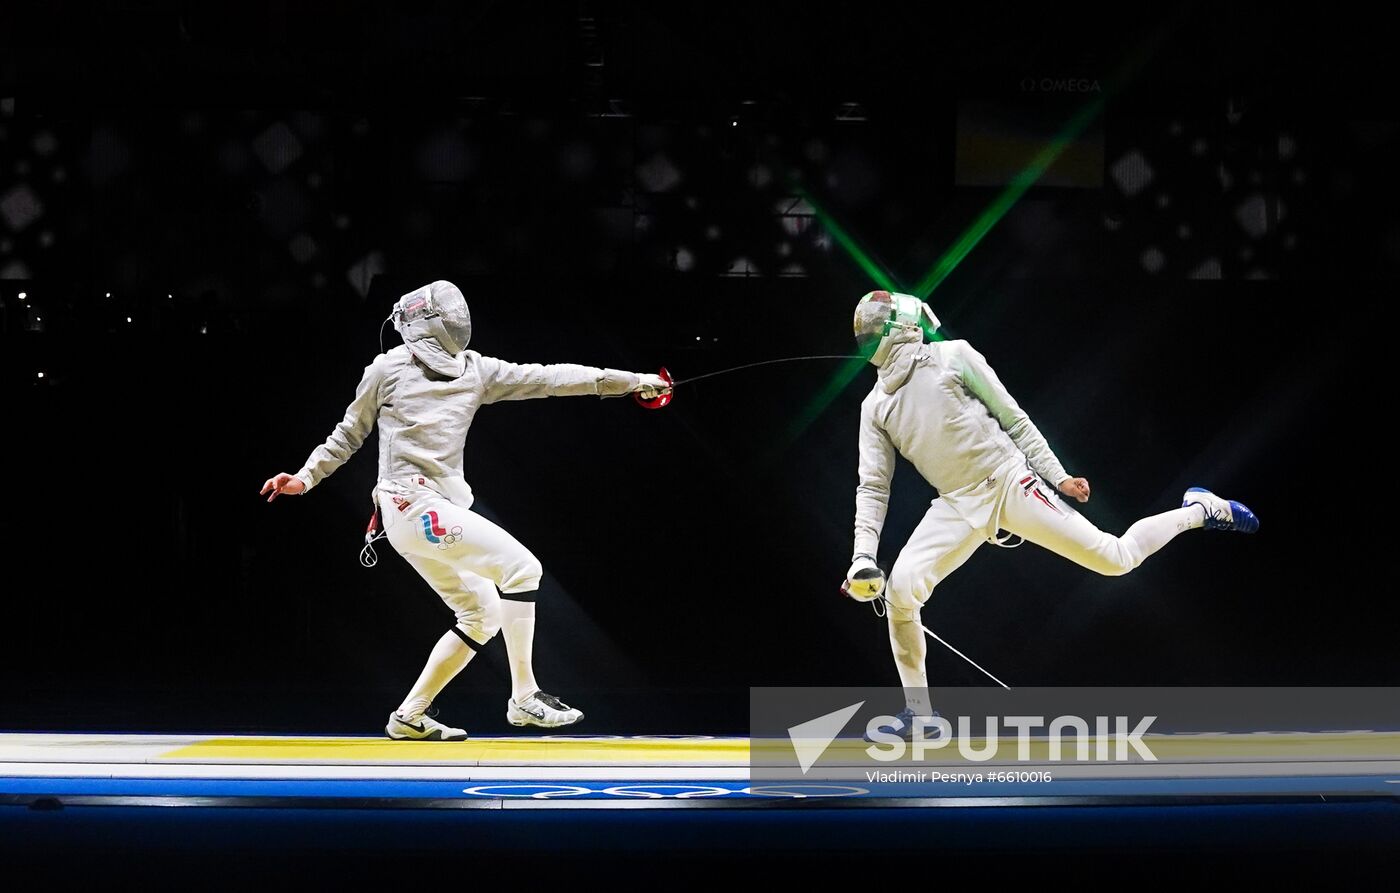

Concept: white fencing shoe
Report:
left=506, top=691, right=584, bottom=729
left=385, top=709, right=468, bottom=741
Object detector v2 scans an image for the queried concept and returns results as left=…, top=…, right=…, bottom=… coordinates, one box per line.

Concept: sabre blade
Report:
left=919, top=622, right=1012, bottom=690
left=671, top=355, right=864, bottom=387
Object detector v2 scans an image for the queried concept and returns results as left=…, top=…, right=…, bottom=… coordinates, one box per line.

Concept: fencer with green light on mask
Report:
left=844, top=290, right=1258, bottom=740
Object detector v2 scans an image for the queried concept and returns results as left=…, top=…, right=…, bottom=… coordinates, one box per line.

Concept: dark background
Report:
left=0, top=1, right=1395, bottom=735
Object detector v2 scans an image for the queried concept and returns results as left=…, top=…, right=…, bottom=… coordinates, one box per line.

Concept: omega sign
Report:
left=1021, top=77, right=1102, bottom=93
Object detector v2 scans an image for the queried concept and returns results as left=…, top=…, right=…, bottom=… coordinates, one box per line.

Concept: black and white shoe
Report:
left=506, top=691, right=584, bottom=729
left=385, top=709, right=468, bottom=741
left=863, top=707, right=943, bottom=742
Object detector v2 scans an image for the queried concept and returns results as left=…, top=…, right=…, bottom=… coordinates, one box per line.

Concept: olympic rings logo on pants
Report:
left=420, top=511, right=466, bottom=550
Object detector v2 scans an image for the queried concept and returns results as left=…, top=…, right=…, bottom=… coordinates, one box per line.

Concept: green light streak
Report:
left=782, top=353, right=871, bottom=444
left=799, top=189, right=901, bottom=293
left=786, top=98, right=1104, bottom=444
left=913, top=97, right=1104, bottom=299
left=777, top=16, right=1181, bottom=452
left=781, top=17, right=1173, bottom=447
left=773, top=189, right=903, bottom=445
left=910, top=14, right=1178, bottom=299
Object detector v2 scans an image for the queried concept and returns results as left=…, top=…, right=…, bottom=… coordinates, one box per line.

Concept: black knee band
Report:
left=500, top=591, right=537, bottom=603
left=451, top=627, right=487, bottom=651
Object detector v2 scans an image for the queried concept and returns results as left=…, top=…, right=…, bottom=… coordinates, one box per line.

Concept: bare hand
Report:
left=1058, top=477, right=1091, bottom=503
left=260, top=472, right=306, bottom=502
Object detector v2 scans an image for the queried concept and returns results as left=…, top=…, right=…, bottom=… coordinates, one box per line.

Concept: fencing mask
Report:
left=392, top=281, right=472, bottom=377
left=853, top=290, right=941, bottom=366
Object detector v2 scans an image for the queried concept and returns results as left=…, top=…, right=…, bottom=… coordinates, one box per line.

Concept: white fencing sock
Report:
left=888, top=614, right=934, bottom=715
left=396, top=629, right=476, bottom=722
left=500, top=596, right=540, bottom=704
left=1121, top=505, right=1205, bottom=566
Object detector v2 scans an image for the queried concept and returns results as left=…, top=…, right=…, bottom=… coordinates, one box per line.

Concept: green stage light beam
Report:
left=912, top=98, right=1104, bottom=300
left=798, top=188, right=903, bottom=294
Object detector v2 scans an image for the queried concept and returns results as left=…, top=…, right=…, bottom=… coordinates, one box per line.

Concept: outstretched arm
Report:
left=853, top=397, right=897, bottom=562
left=261, top=355, right=387, bottom=501
left=478, top=355, right=665, bottom=403
left=954, top=340, right=1082, bottom=497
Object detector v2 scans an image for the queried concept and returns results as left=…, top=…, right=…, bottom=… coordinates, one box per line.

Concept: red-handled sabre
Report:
left=633, top=366, right=674, bottom=410
left=630, top=355, right=866, bottom=411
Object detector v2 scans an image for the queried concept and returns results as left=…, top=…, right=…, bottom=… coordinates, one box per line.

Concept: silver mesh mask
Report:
left=393, top=280, right=472, bottom=355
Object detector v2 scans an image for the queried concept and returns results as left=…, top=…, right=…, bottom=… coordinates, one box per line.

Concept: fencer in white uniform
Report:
left=842, top=291, right=1258, bottom=737
left=261, top=281, right=670, bottom=740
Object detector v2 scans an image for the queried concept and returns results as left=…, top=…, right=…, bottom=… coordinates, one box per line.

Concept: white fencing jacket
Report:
left=853, top=332, right=1070, bottom=560
left=296, top=345, right=641, bottom=505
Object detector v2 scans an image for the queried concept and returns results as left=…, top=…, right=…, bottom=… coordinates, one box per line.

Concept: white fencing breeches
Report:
left=378, top=483, right=543, bottom=646
left=882, top=468, right=1198, bottom=706
left=999, top=470, right=1200, bottom=579
left=885, top=469, right=1199, bottom=623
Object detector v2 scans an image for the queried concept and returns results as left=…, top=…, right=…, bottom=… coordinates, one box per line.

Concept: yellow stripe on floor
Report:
left=159, top=737, right=752, bottom=765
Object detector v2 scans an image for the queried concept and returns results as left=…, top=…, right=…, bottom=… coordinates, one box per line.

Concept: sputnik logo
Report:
left=787, top=701, right=866, bottom=775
